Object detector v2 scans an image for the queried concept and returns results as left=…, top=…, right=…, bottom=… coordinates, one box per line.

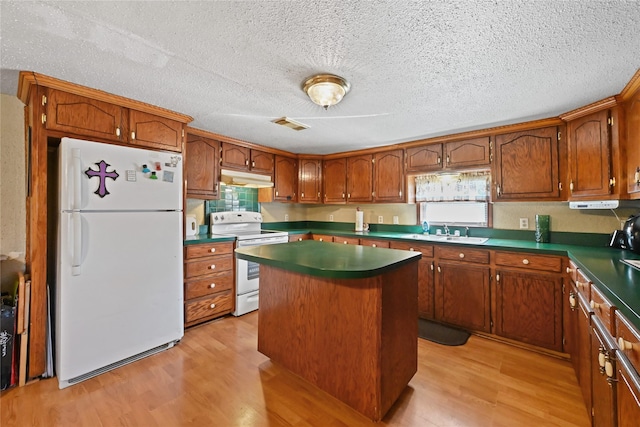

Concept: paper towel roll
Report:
left=355, top=211, right=364, bottom=231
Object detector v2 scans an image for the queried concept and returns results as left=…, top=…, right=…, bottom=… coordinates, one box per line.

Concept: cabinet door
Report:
left=494, top=270, right=563, bottom=351
left=565, top=282, right=580, bottom=371
left=347, top=154, right=373, bottom=202
left=46, top=89, right=124, bottom=142
left=186, top=134, right=219, bottom=199
left=444, top=137, right=491, bottom=169
left=298, top=158, right=322, bottom=203
left=323, top=158, right=347, bottom=203
left=576, top=293, right=593, bottom=416
left=251, top=149, right=274, bottom=174
left=373, top=149, right=404, bottom=202
left=435, top=262, right=491, bottom=332
left=617, top=353, right=640, bottom=427
left=591, top=317, right=617, bottom=427
left=390, top=242, right=435, bottom=320
left=129, top=109, right=183, bottom=152
left=221, top=142, right=250, bottom=170
left=273, top=155, right=297, bottom=202
left=568, top=110, right=612, bottom=198
left=494, top=127, right=560, bottom=200
left=405, top=144, right=443, bottom=172
left=626, top=92, right=640, bottom=197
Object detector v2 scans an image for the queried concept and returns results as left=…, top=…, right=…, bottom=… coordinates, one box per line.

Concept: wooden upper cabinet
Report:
left=251, top=149, right=275, bottom=174
left=493, top=126, right=561, bottom=200
left=626, top=90, right=640, bottom=198
left=129, top=109, right=183, bottom=152
left=406, top=144, right=443, bottom=172
left=45, top=89, right=124, bottom=142
left=347, top=154, right=373, bottom=203
left=373, top=149, right=404, bottom=202
left=323, top=158, right=347, bottom=203
left=567, top=109, right=613, bottom=199
left=273, top=155, right=297, bottom=202
left=444, top=137, right=491, bottom=169
left=298, top=158, right=322, bottom=203
left=220, top=142, right=250, bottom=170
left=186, top=133, right=220, bottom=199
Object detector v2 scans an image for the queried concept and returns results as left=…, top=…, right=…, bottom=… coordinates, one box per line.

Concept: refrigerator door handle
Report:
left=72, top=148, right=82, bottom=210
left=72, top=212, right=82, bottom=276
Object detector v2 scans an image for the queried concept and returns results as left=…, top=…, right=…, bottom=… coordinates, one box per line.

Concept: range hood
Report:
left=220, top=169, right=274, bottom=188
left=569, top=200, right=619, bottom=209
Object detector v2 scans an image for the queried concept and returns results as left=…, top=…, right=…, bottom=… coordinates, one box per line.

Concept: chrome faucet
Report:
left=444, top=224, right=450, bottom=236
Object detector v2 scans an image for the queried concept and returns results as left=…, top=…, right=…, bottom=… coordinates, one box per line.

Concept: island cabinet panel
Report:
left=444, top=137, right=491, bottom=169
left=186, top=133, right=220, bottom=199
left=298, top=158, right=322, bottom=203
left=46, top=89, right=125, bottom=142
left=493, top=126, right=561, bottom=200
left=220, top=142, right=250, bottom=170
left=273, top=155, right=297, bottom=202
left=323, top=157, right=347, bottom=203
left=493, top=270, right=563, bottom=351
left=128, top=109, right=183, bottom=152
left=373, top=149, right=404, bottom=202
left=390, top=241, right=435, bottom=319
left=406, top=144, right=443, bottom=172
left=346, top=154, right=373, bottom=202
left=257, top=262, right=418, bottom=421
left=625, top=90, right=640, bottom=198
left=567, top=109, right=613, bottom=199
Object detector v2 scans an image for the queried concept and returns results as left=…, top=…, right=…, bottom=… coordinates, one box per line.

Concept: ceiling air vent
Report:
left=272, top=117, right=309, bottom=131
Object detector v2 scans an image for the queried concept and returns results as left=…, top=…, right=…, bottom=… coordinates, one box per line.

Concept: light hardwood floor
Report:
left=1, top=312, right=590, bottom=426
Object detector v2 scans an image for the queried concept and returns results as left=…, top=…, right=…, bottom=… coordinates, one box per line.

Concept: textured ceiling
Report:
left=1, top=1, right=640, bottom=154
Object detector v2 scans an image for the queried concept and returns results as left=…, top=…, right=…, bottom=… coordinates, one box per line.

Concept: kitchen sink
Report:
left=402, top=234, right=489, bottom=245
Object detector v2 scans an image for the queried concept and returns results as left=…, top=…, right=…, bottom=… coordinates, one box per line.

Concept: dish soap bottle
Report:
left=422, top=221, right=430, bottom=234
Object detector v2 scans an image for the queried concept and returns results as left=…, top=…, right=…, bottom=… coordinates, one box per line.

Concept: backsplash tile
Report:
left=206, top=186, right=260, bottom=218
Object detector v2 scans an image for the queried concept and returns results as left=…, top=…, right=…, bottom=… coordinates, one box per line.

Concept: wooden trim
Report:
left=619, top=68, right=640, bottom=101
left=559, top=96, right=618, bottom=121
left=18, top=71, right=193, bottom=124
left=185, top=126, right=296, bottom=157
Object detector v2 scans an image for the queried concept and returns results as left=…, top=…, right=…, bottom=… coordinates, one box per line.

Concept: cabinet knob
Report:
left=131, top=131, right=136, bottom=140
left=343, top=241, right=348, bottom=244
left=437, top=266, right=441, bottom=273
left=209, top=264, right=216, bottom=270
left=576, top=281, right=586, bottom=289
left=618, top=337, right=633, bottom=350
left=569, top=293, right=577, bottom=310
left=437, top=156, right=441, bottom=164
left=496, top=184, right=501, bottom=197
left=430, top=262, right=434, bottom=271
left=298, top=237, right=303, bottom=241
left=245, top=160, right=249, bottom=166
left=605, top=360, right=614, bottom=378
left=635, top=168, right=640, bottom=186
left=347, top=193, right=351, bottom=198
left=209, top=283, right=216, bottom=289
left=210, top=248, right=216, bottom=253
left=210, top=303, right=216, bottom=309
left=522, top=259, right=530, bottom=265
left=598, top=346, right=607, bottom=368
left=590, top=300, right=600, bottom=309
left=566, top=267, right=573, bottom=274
left=409, top=248, right=414, bottom=251
left=116, top=127, right=121, bottom=137
left=569, top=180, right=574, bottom=192
left=252, top=161, right=255, bottom=167
left=372, top=244, right=377, bottom=248
left=319, top=238, right=323, bottom=242
left=301, top=192, right=304, bottom=197
left=609, top=177, right=616, bottom=187
left=459, top=253, right=465, bottom=259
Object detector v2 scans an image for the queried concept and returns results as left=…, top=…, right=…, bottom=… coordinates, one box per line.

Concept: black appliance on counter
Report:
left=611, top=213, right=640, bottom=253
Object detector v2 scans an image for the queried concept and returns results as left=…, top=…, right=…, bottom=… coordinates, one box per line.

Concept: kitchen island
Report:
left=235, top=240, right=421, bottom=421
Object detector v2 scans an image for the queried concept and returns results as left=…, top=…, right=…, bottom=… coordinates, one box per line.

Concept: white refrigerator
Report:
left=56, top=137, right=184, bottom=389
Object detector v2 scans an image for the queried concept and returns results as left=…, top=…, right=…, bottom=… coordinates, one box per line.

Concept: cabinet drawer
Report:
left=436, top=246, right=489, bottom=264
left=590, top=285, right=616, bottom=334
left=616, top=311, right=640, bottom=373
left=360, top=239, right=390, bottom=248
left=389, top=241, right=434, bottom=257
left=289, top=233, right=311, bottom=242
left=312, top=234, right=333, bottom=242
left=185, top=273, right=233, bottom=300
left=494, top=251, right=562, bottom=272
left=185, top=242, right=234, bottom=259
left=185, top=291, right=233, bottom=324
left=575, top=269, right=591, bottom=299
left=185, top=256, right=234, bottom=279
left=334, top=236, right=360, bottom=245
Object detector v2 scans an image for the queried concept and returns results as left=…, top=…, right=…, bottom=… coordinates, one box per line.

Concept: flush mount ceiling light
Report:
left=303, top=74, right=350, bottom=109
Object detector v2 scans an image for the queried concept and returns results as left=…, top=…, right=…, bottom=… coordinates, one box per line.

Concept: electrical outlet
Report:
left=378, top=215, right=384, bottom=224
left=284, top=214, right=289, bottom=221
left=393, top=216, right=399, bottom=224
left=329, top=215, right=334, bottom=221
left=519, top=218, right=529, bottom=229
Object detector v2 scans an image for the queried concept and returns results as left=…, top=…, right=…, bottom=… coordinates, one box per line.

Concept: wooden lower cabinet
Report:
left=590, top=315, right=617, bottom=427
left=616, top=351, right=640, bottom=427
left=183, top=241, right=234, bottom=327
left=389, top=241, right=434, bottom=319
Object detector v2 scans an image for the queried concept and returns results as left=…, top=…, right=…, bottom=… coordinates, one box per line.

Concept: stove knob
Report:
left=221, top=215, right=225, bottom=220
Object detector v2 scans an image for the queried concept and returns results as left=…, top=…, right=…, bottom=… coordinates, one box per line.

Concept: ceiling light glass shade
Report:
left=303, top=74, right=350, bottom=109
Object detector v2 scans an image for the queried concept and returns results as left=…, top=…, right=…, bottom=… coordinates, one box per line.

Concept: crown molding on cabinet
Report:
left=559, top=96, right=619, bottom=122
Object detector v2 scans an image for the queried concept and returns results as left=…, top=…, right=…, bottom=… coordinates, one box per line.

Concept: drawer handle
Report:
left=210, top=303, right=216, bottom=309
left=618, top=337, right=633, bottom=350
left=576, top=281, right=586, bottom=289
left=459, top=253, right=465, bottom=259
left=210, top=248, right=216, bottom=253
left=372, top=244, right=377, bottom=248
left=209, top=264, right=216, bottom=270
left=590, top=300, right=600, bottom=309
left=566, top=267, right=574, bottom=274
left=605, top=360, right=614, bottom=378
left=522, top=259, right=529, bottom=265
left=209, top=283, right=216, bottom=289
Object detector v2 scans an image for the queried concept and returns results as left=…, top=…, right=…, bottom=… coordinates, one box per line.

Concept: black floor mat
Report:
left=418, top=318, right=470, bottom=346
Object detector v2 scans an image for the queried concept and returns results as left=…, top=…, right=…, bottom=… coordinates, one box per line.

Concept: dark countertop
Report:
left=235, top=240, right=422, bottom=279
left=183, top=234, right=236, bottom=245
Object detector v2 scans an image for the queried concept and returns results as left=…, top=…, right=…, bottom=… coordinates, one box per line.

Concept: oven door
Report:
left=235, top=236, right=288, bottom=296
